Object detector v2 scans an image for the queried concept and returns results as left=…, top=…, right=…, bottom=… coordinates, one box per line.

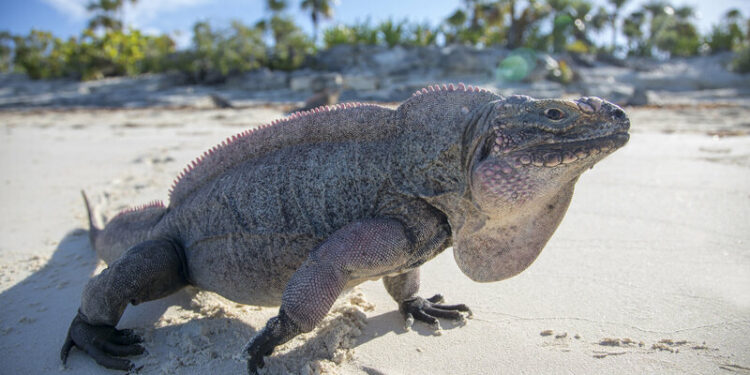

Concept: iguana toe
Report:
left=401, top=294, right=472, bottom=327
left=61, top=312, right=144, bottom=371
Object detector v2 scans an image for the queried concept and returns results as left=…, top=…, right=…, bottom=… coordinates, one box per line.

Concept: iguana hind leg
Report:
left=61, top=238, right=188, bottom=370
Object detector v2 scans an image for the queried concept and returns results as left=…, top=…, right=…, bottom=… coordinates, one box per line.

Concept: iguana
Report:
left=60, top=83, right=629, bottom=373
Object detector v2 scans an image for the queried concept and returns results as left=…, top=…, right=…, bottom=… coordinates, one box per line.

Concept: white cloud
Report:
left=42, top=0, right=213, bottom=34
left=123, top=0, right=213, bottom=28
left=41, top=0, right=88, bottom=20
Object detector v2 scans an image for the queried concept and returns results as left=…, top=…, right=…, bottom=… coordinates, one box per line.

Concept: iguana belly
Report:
left=184, top=232, right=322, bottom=306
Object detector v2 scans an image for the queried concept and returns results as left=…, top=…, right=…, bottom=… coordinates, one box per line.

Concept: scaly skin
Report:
left=60, top=84, right=629, bottom=373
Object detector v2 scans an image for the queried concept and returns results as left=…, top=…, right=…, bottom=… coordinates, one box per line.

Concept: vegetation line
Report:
left=1, top=0, right=748, bottom=82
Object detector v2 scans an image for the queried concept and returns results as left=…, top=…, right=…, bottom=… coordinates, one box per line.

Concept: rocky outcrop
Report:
left=2, top=47, right=748, bottom=109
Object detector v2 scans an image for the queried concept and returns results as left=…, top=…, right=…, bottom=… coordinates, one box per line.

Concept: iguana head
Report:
left=454, top=95, right=629, bottom=282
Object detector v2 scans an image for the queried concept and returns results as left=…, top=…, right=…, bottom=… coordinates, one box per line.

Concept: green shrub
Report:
left=731, top=46, right=750, bottom=73
left=0, top=31, right=12, bottom=72
left=705, top=9, right=745, bottom=53
left=352, top=20, right=379, bottom=45
left=406, top=23, right=438, bottom=47
left=324, top=19, right=437, bottom=49
left=176, top=21, right=267, bottom=82
left=378, top=18, right=407, bottom=48
left=267, top=16, right=314, bottom=71
left=12, top=30, right=66, bottom=79
left=10, top=28, right=176, bottom=80
left=654, top=21, right=701, bottom=57
left=323, top=25, right=356, bottom=47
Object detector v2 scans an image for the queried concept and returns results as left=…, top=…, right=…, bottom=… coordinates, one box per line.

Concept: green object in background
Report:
left=496, top=49, right=538, bottom=82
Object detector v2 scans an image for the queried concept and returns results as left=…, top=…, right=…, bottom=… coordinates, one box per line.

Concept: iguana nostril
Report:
left=612, top=108, right=626, bottom=120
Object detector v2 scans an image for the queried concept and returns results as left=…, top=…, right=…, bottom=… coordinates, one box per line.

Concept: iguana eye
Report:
left=544, top=108, right=565, bottom=121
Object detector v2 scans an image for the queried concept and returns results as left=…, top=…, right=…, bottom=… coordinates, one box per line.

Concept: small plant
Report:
left=352, top=20, right=379, bottom=45
left=0, top=31, right=12, bottom=72
left=176, top=21, right=267, bottom=83
left=704, top=9, right=745, bottom=53
left=406, top=23, right=438, bottom=47
left=323, top=25, right=356, bottom=47
left=266, top=16, right=315, bottom=71
left=378, top=18, right=407, bottom=48
left=12, top=30, right=66, bottom=79
left=731, top=45, right=750, bottom=73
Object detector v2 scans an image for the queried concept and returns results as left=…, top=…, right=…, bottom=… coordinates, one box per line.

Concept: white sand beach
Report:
left=0, top=103, right=749, bottom=374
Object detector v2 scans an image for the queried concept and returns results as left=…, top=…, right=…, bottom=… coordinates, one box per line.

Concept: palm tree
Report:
left=300, top=0, right=335, bottom=45
left=607, top=0, right=629, bottom=51
left=86, top=0, right=138, bottom=32
left=267, top=0, right=287, bottom=12
left=503, top=0, right=549, bottom=49
left=623, top=10, right=645, bottom=55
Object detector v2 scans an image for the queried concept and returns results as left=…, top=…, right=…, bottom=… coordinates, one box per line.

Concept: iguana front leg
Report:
left=245, top=219, right=416, bottom=373
left=384, top=268, right=471, bottom=328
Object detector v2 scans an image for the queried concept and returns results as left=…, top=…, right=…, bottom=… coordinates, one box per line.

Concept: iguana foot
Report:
left=245, top=331, right=275, bottom=375
left=245, top=310, right=302, bottom=375
left=401, top=294, right=472, bottom=328
left=60, top=312, right=144, bottom=371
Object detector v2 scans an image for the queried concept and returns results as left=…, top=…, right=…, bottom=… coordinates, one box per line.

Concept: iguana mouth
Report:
left=511, top=132, right=629, bottom=167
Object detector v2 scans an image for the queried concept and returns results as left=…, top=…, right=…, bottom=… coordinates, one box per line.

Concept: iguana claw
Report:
left=245, top=310, right=302, bottom=375
left=60, top=312, right=144, bottom=371
left=401, top=294, right=472, bottom=327
left=245, top=331, right=275, bottom=375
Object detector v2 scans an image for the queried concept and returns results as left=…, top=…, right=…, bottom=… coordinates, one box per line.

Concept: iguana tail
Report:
left=81, top=190, right=101, bottom=251
left=81, top=191, right=167, bottom=264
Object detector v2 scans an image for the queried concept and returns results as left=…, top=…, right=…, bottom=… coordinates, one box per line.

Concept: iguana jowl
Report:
left=60, top=83, right=630, bottom=373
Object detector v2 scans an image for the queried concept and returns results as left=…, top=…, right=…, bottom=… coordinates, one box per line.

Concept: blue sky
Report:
left=1, top=0, right=749, bottom=48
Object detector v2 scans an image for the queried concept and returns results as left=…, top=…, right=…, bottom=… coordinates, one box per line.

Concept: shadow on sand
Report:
left=0, top=228, right=464, bottom=373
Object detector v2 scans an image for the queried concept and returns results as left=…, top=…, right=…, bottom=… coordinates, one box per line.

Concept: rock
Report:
left=314, top=44, right=360, bottom=72
left=225, top=69, right=288, bottom=91
left=626, top=53, right=750, bottom=91
left=496, top=81, right=565, bottom=99
left=581, top=84, right=634, bottom=106
left=290, top=73, right=315, bottom=91
left=310, top=73, right=343, bottom=93
left=372, top=46, right=410, bottom=72
left=343, top=74, right=379, bottom=91
left=440, top=45, right=507, bottom=76
left=626, top=87, right=650, bottom=106
left=209, top=93, right=233, bottom=109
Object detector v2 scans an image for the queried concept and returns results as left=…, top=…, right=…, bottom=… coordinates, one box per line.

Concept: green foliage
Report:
left=378, top=19, right=407, bottom=48
left=0, top=31, right=11, bottom=72
left=266, top=0, right=287, bottom=12
left=323, top=19, right=437, bottom=49
left=323, top=20, right=379, bottom=47
left=266, top=16, right=315, bottom=71
left=606, top=0, right=630, bottom=51
left=730, top=45, right=750, bottom=73
left=407, top=23, right=439, bottom=47
left=323, top=25, right=356, bottom=47
left=176, top=21, right=266, bottom=82
left=300, top=0, right=335, bottom=44
left=10, top=28, right=174, bottom=80
left=544, top=0, right=602, bottom=53
left=2, top=0, right=744, bottom=81
left=622, top=1, right=702, bottom=57
left=86, top=0, right=137, bottom=32
left=12, top=30, right=66, bottom=79
left=653, top=19, right=701, bottom=57
left=705, top=9, right=746, bottom=53
left=352, top=20, right=380, bottom=45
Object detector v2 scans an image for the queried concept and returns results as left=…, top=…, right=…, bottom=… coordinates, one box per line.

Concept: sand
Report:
left=0, top=104, right=749, bottom=374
